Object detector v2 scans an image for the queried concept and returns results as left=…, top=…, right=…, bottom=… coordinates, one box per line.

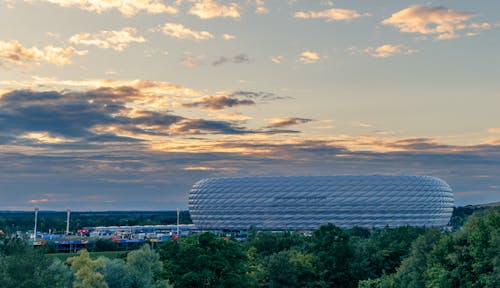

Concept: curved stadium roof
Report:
left=188, top=175, right=454, bottom=230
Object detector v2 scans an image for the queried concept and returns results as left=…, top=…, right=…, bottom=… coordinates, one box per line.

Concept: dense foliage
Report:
left=0, top=211, right=192, bottom=233
left=0, top=206, right=497, bottom=287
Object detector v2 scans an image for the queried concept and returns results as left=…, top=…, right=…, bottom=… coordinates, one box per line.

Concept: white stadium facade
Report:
left=188, top=175, right=454, bottom=230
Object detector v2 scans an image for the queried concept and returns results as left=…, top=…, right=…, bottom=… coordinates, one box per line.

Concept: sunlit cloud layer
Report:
left=0, top=40, right=87, bottom=66
left=69, top=27, right=146, bottom=51
left=383, top=5, right=490, bottom=40
left=188, top=0, right=240, bottom=19
left=25, top=0, right=179, bottom=16
left=0, top=2, right=498, bottom=209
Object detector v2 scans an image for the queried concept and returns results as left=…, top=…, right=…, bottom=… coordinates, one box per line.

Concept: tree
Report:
left=159, top=232, right=256, bottom=287
left=310, top=223, right=356, bottom=288
left=67, top=250, right=108, bottom=288
left=127, top=244, right=166, bottom=288
left=0, top=247, right=71, bottom=288
left=260, top=249, right=318, bottom=288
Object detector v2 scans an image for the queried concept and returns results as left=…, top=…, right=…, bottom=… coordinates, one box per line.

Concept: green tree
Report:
left=0, top=247, right=71, bottom=288
left=260, top=249, right=318, bottom=288
left=127, top=244, right=166, bottom=288
left=310, top=223, right=356, bottom=288
left=159, top=232, right=256, bottom=287
left=67, top=249, right=108, bottom=288
left=426, top=208, right=500, bottom=288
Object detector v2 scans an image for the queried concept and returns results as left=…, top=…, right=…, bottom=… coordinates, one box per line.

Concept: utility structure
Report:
left=33, top=206, right=39, bottom=240
left=66, top=208, right=71, bottom=235
left=176, top=208, right=180, bottom=236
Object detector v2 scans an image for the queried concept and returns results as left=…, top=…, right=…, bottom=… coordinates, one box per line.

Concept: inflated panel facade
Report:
left=188, top=175, right=454, bottom=230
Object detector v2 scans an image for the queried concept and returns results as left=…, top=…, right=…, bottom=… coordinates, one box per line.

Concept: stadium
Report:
left=188, top=175, right=454, bottom=230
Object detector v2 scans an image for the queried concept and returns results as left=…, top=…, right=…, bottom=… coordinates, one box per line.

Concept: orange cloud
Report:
left=29, top=0, right=178, bottom=16
left=156, top=23, right=214, bottom=40
left=189, top=0, right=240, bottom=19
left=383, top=5, right=488, bottom=40
left=69, top=27, right=145, bottom=51
left=364, top=44, right=417, bottom=58
left=0, top=40, right=87, bottom=66
left=294, top=7, right=368, bottom=22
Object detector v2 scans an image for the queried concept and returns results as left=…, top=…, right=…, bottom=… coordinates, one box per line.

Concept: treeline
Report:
left=0, top=211, right=192, bottom=233
left=0, top=207, right=498, bottom=287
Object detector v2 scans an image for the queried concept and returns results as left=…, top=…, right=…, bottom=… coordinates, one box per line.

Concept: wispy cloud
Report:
left=69, top=27, right=145, bottom=51
left=488, top=128, right=500, bottom=134
left=383, top=5, right=490, bottom=40
left=25, top=0, right=179, bottom=16
left=271, top=55, right=285, bottom=64
left=294, top=7, right=369, bottom=22
left=156, top=23, right=214, bottom=40
left=298, top=51, right=321, bottom=64
left=363, top=44, right=417, bottom=58
left=222, top=34, right=236, bottom=40
left=267, top=117, right=314, bottom=128
left=181, top=52, right=205, bottom=67
left=182, top=95, right=255, bottom=110
left=0, top=40, right=87, bottom=67
left=188, top=0, right=240, bottom=19
left=213, top=54, right=249, bottom=66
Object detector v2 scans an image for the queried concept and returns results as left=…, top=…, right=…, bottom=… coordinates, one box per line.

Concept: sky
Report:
left=0, top=0, right=499, bottom=210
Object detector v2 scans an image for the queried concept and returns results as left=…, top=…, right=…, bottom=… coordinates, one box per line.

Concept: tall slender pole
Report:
left=66, top=208, right=71, bottom=235
left=176, top=208, right=180, bottom=236
left=33, top=206, right=39, bottom=240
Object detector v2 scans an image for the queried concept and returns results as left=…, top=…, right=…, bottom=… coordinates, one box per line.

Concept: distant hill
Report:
left=465, top=201, right=500, bottom=208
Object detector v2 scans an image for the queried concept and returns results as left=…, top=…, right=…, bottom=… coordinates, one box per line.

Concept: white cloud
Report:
left=298, top=51, right=320, bottom=64
left=294, top=7, right=368, bottom=22
left=382, top=5, right=489, bottom=40
left=0, top=40, right=87, bottom=66
left=26, top=0, right=178, bottom=16
left=69, top=27, right=145, bottom=51
left=364, top=44, right=417, bottom=58
left=189, top=0, right=240, bottom=19
left=222, top=34, right=236, bottom=40
left=157, top=23, right=214, bottom=40
left=181, top=52, right=205, bottom=67
left=271, top=55, right=285, bottom=64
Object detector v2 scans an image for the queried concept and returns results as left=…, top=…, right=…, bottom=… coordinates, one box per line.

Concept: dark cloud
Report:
left=1, top=89, right=499, bottom=210
left=181, top=90, right=290, bottom=110
left=267, top=117, right=315, bottom=128
left=170, top=119, right=251, bottom=134
left=228, top=90, right=292, bottom=101
left=182, top=95, right=255, bottom=110
left=0, top=89, right=256, bottom=143
left=0, top=134, right=499, bottom=209
left=212, top=53, right=250, bottom=66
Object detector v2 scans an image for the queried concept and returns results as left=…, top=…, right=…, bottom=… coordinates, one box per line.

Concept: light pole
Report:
left=33, top=206, right=39, bottom=241
left=66, top=208, right=71, bottom=235
left=176, top=208, right=180, bottom=237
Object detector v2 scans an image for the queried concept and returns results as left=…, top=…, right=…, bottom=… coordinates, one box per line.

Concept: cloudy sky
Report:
left=0, top=0, right=499, bottom=210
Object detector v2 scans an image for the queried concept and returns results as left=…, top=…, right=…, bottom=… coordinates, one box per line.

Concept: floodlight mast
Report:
left=33, top=206, right=39, bottom=241
left=176, top=208, right=180, bottom=236
left=66, top=208, right=71, bottom=235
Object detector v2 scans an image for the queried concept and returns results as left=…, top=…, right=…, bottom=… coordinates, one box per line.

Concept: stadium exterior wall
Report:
left=188, top=175, right=454, bottom=230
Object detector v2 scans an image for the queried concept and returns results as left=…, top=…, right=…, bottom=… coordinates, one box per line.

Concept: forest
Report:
left=0, top=206, right=497, bottom=288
